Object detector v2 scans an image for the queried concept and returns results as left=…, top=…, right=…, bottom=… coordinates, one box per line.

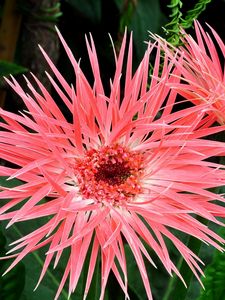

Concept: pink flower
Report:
left=164, top=21, right=225, bottom=125
left=1, top=29, right=225, bottom=300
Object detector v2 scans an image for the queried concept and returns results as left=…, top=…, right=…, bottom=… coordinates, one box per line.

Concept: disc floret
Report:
left=75, top=144, right=144, bottom=203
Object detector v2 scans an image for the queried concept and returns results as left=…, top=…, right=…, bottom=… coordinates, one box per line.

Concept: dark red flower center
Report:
left=94, top=161, right=131, bottom=186
left=75, top=144, right=144, bottom=203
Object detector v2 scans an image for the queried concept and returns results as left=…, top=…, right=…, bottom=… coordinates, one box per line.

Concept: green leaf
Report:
left=125, top=244, right=146, bottom=300
left=0, top=176, right=92, bottom=299
left=0, top=225, right=26, bottom=300
left=65, top=0, right=101, bottom=23
left=85, top=252, right=101, bottom=300
left=0, top=177, right=68, bottom=299
left=0, top=176, right=23, bottom=188
left=196, top=226, right=225, bottom=300
left=0, top=61, right=28, bottom=78
left=1, top=220, right=69, bottom=300
left=113, top=0, right=123, bottom=11
left=128, top=0, right=167, bottom=60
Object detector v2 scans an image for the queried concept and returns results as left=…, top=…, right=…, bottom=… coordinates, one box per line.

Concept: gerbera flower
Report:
left=1, top=29, right=225, bottom=300
left=160, top=21, right=225, bottom=125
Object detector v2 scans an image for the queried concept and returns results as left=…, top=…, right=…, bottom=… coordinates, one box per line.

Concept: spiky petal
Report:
left=161, top=21, right=225, bottom=125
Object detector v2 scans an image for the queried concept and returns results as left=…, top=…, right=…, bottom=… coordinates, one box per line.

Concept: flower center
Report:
left=94, top=161, right=131, bottom=186
left=75, top=144, right=144, bottom=203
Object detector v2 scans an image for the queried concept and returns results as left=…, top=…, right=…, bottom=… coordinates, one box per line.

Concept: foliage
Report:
left=0, top=61, right=27, bottom=81
left=181, top=0, right=212, bottom=28
left=115, top=0, right=166, bottom=59
left=0, top=177, right=103, bottom=299
left=164, top=0, right=212, bottom=45
left=0, top=178, right=26, bottom=300
left=0, top=225, right=26, bottom=300
left=196, top=228, right=225, bottom=300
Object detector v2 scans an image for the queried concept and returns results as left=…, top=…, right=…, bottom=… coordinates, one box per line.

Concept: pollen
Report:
left=75, top=144, right=144, bottom=203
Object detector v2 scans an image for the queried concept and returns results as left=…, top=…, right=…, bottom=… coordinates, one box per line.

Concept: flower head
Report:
left=163, top=21, right=225, bottom=125
left=1, top=29, right=225, bottom=300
